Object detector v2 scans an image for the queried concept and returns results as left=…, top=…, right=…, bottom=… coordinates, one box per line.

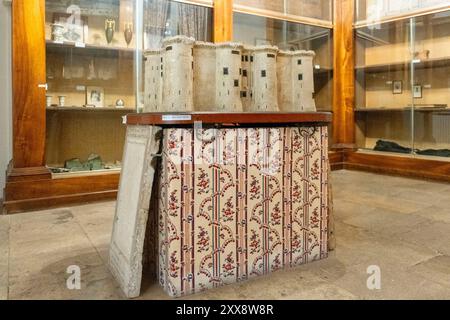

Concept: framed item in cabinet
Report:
left=392, top=80, right=402, bottom=94
left=413, top=85, right=422, bottom=99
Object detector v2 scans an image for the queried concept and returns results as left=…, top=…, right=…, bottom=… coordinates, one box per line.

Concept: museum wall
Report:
left=0, top=2, right=13, bottom=197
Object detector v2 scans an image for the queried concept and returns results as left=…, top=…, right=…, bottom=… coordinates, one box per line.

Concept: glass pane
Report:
left=142, top=0, right=213, bottom=50
left=233, top=12, right=333, bottom=111
left=45, top=0, right=136, bottom=173
left=412, top=10, right=450, bottom=158
left=355, top=19, right=414, bottom=152
left=355, top=0, right=450, bottom=23
left=234, top=0, right=332, bottom=22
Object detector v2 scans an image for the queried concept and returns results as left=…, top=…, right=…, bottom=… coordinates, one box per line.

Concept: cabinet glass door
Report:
left=44, top=0, right=137, bottom=174
left=233, top=13, right=333, bottom=112
left=412, top=10, right=450, bottom=158
left=355, top=19, right=413, bottom=153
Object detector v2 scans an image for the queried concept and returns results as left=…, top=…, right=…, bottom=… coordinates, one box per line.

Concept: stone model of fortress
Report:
left=144, top=35, right=316, bottom=112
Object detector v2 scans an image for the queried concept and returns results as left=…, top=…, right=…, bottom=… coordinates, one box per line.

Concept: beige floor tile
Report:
left=408, top=255, right=450, bottom=289
left=396, top=221, right=450, bottom=256
left=0, top=215, right=10, bottom=300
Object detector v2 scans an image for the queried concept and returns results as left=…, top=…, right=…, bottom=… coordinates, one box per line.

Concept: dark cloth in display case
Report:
left=374, top=140, right=450, bottom=157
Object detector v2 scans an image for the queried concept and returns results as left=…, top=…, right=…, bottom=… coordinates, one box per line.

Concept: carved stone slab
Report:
left=109, top=125, right=161, bottom=298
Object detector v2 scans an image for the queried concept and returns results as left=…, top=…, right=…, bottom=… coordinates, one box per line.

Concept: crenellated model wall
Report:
left=144, top=35, right=316, bottom=112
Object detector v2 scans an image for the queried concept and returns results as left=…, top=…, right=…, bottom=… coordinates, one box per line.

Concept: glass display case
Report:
left=233, top=13, right=333, bottom=112
left=234, top=0, right=333, bottom=24
left=44, top=0, right=138, bottom=174
left=44, top=0, right=212, bottom=174
left=355, top=3, right=450, bottom=158
left=233, top=1, right=333, bottom=145
left=233, top=0, right=333, bottom=111
left=43, top=0, right=331, bottom=174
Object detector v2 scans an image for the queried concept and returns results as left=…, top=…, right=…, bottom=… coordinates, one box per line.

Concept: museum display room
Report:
left=1, top=0, right=450, bottom=301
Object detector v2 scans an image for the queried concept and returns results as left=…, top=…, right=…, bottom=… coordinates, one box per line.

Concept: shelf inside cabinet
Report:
left=355, top=56, right=450, bottom=73
left=356, top=106, right=450, bottom=113
left=46, top=40, right=135, bottom=58
left=46, top=106, right=135, bottom=112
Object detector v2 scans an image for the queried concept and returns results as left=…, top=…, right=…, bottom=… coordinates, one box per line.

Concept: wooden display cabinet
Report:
left=4, top=0, right=136, bottom=213
left=348, top=1, right=450, bottom=180
left=4, top=0, right=337, bottom=213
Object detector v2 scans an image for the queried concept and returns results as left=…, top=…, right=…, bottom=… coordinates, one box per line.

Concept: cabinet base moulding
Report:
left=3, top=172, right=120, bottom=214
left=343, top=151, right=450, bottom=182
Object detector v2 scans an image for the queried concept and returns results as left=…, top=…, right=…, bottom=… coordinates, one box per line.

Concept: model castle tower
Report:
left=215, top=42, right=244, bottom=112
left=143, top=36, right=317, bottom=113
left=193, top=41, right=216, bottom=111
left=277, top=50, right=316, bottom=112
left=143, top=49, right=162, bottom=112
left=249, top=46, right=279, bottom=112
left=161, top=36, right=195, bottom=112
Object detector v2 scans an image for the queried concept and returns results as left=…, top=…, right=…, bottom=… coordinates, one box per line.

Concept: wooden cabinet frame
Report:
left=4, top=0, right=449, bottom=213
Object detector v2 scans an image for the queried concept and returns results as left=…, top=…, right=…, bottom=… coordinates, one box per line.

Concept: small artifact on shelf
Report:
left=105, top=18, right=116, bottom=44
left=124, top=22, right=133, bottom=47
left=413, top=50, right=430, bottom=60
left=85, top=153, right=103, bottom=171
left=49, top=167, right=70, bottom=174
left=64, top=154, right=104, bottom=172
left=115, top=99, right=125, bottom=108
left=65, top=158, right=85, bottom=172
left=58, top=95, right=66, bottom=107
left=46, top=95, right=53, bottom=107
left=51, top=23, right=65, bottom=42
left=104, top=160, right=122, bottom=170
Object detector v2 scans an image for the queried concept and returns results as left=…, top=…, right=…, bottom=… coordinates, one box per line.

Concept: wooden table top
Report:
left=125, top=112, right=332, bottom=126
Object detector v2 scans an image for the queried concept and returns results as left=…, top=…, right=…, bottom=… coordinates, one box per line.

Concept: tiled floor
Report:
left=1, top=170, right=450, bottom=300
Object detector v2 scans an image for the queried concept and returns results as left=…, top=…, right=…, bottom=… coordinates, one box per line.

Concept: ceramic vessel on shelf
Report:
left=105, top=19, right=116, bottom=44
left=115, top=99, right=125, bottom=108
left=58, top=95, right=66, bottom=107
left=46, top=95, right=53, bottom=107
left=51, top=23, right=65, bottom=42
left=124, top=22, right=133, bottom=47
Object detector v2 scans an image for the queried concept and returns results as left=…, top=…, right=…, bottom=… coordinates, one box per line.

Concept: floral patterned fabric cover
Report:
left=158, top=126, right=329, bottom=297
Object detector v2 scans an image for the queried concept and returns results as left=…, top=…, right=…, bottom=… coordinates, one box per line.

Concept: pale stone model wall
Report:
left=144, top=35, right=316, bottom=113
left=277, top=50, right=316, bottom=112
left=215, top=42, right=244, bottom=112
left=161, top=36, right=195, bottom=112
left=277, top=51, right=295, bottom=111
left=294, top=51, right=316, bottom=112
left=193, top=41, right=216, bottom=111
left=249, top=46, right=278, bottom=111
left=143, top=49, right=162, bottom=112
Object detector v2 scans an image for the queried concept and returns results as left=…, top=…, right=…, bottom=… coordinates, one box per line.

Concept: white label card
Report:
left=162, top=114, right=192, bottom=121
